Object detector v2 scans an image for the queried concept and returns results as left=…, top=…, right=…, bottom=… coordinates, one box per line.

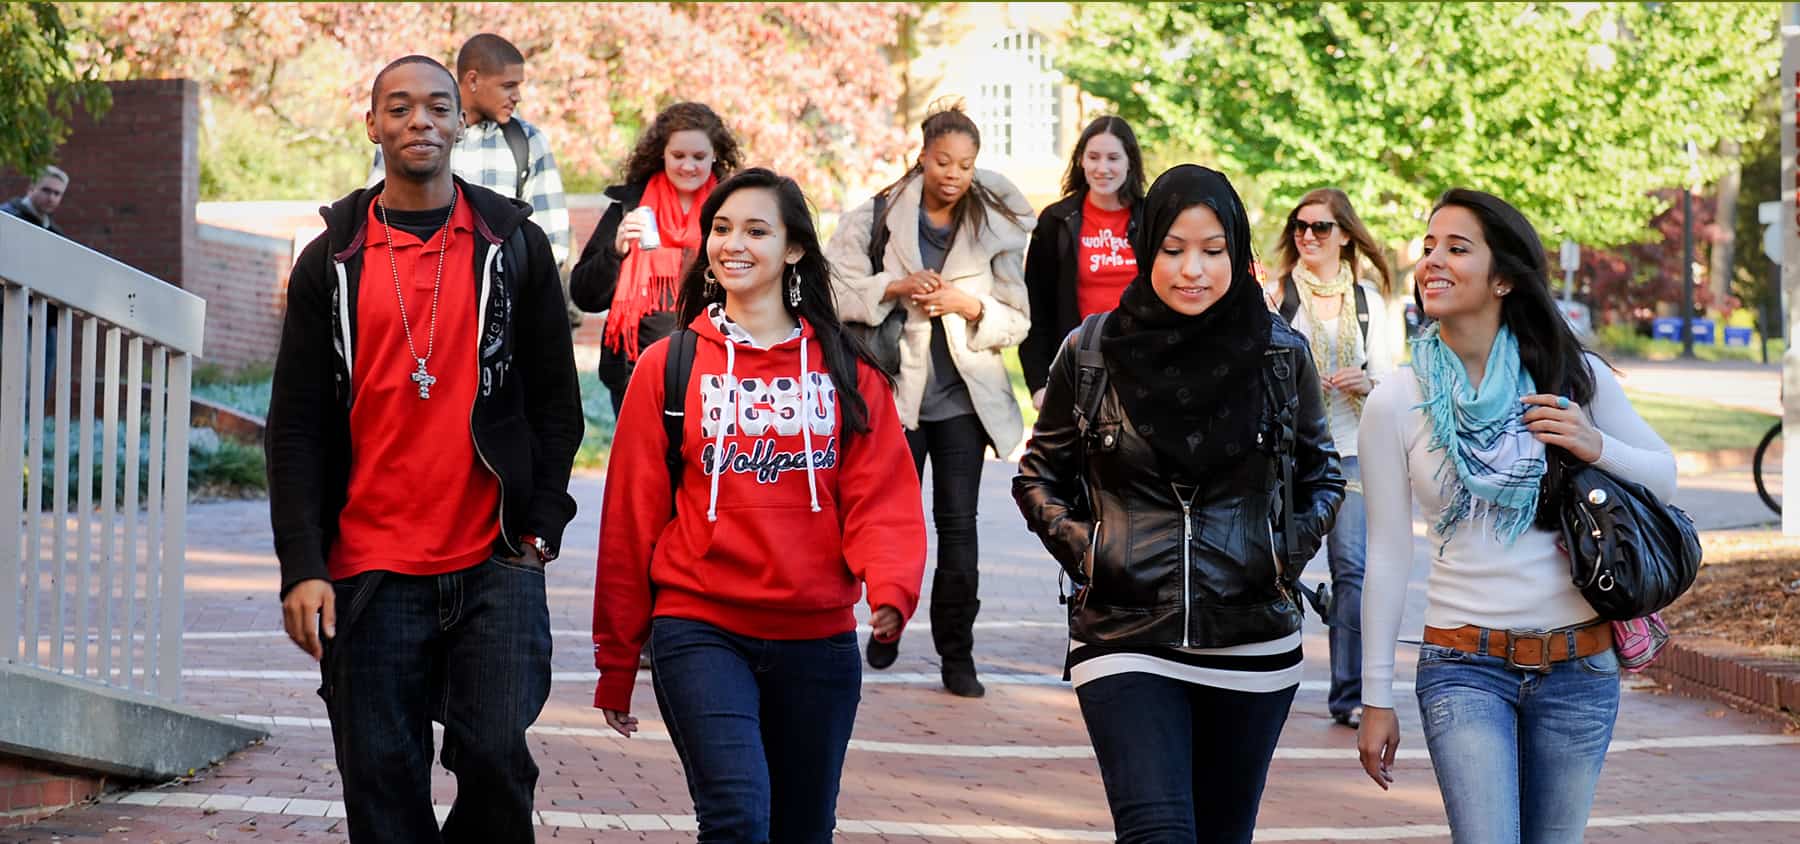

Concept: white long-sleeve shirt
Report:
left=1357, top=355, right=1676, bottom=709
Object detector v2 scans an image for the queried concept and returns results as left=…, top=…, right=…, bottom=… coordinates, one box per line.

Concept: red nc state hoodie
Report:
left=591, top=311, right=927, bottom=712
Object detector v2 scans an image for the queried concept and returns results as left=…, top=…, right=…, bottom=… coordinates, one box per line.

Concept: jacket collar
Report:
left=879, top=170, right=1035, bottom=278
left=319, top=174, right=532, bottom=262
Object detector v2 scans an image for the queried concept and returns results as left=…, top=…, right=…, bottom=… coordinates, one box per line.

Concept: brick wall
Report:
left=0, top=754, right=109, bottom=827
left=0, top=79, right=199, bottom=289
left=186, top=225, right=291, bottom=372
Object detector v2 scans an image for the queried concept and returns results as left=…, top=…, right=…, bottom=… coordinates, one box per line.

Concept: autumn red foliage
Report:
left=73, top=2, right=915, bottom=199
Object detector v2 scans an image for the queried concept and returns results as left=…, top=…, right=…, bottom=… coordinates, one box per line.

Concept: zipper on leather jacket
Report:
left=1175, top=485, right=1193, bottom=648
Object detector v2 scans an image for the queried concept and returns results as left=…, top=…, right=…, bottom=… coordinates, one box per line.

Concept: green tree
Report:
left=0, top=2, right=109, bottom=177
left=1059, top=3, right=1778, bottom=248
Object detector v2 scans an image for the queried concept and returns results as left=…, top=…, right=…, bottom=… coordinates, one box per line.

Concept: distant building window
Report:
left=972, top=30, right=1061, bottom=161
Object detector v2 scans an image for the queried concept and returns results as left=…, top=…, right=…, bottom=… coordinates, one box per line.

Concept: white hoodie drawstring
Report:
left=706, top=341, right=735, bottom=523
left=799, top=336, right=821, bottom=513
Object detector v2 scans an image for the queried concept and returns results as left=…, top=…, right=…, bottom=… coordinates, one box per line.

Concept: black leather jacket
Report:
left=1012, top=319, right=1344, bottom=649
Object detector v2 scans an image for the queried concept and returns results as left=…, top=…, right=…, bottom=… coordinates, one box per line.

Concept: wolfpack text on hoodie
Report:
left=591, top=309, right=926, bottom=712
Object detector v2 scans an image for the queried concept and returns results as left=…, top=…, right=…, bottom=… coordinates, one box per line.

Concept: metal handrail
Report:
left=1, top=213, right=205, bottom=700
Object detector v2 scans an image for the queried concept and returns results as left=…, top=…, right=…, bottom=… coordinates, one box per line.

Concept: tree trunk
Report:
left=1711, top=139, right=1742, bottom=304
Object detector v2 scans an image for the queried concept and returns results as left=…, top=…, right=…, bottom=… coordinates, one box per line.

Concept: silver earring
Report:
left=787, top=266, right=803, bottom=308
left=703, top=267, right=719, bottom=296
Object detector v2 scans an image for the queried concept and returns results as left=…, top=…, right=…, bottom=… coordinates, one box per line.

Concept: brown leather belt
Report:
left=1422, top=622, right=1613, bottom=673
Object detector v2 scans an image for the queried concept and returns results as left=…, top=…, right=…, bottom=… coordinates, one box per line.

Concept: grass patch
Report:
left=576, top=370, right=618, bottom=470
left=1003, top=347, right=1037, bottom=434
left=1623, top=389, right=1776, bottom=453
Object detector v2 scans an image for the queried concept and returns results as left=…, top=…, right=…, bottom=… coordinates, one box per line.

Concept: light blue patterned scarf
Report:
left=1410, top=323, right=1545, bottom=548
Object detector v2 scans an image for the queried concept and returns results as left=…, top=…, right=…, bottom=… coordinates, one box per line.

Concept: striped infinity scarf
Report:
left=1410, top=323, right=1545, bottom=548
left=1292, top=261, right=1363, bottom=416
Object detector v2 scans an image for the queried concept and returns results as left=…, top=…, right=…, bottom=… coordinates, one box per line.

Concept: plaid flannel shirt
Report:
left=369, top=116, right=571, bottom=267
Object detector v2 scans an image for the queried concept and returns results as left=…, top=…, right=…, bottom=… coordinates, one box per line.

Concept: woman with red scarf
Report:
left=571, top=102, right=743, bottom=412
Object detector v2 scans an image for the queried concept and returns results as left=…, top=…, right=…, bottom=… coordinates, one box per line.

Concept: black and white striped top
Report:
left=1068, top=631, right=1303, bottom=693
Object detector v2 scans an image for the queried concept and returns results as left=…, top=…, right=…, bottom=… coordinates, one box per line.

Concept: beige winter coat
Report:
left=826, top=170, right=1036, bottom=457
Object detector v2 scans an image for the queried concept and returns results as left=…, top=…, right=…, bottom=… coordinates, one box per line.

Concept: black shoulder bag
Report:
left=842, top=193, right=905, bottom=375
left=1542, top=449, right=1702, bottom=620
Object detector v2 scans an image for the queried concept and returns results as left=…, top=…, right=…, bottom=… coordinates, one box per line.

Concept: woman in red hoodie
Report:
left=591, top=168, right=927, bottom=842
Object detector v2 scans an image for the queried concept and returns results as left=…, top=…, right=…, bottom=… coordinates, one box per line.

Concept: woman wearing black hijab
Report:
left=1013, top=165, right=1344, bottom=843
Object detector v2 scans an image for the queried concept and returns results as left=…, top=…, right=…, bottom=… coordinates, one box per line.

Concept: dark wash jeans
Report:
left=905, top=412, right=987, bottom=667
left=1076, top=673, right=1297, bottom=844
left=318, top=556, right=553, bottom=844
left=649, top=616, right=861, bottom=844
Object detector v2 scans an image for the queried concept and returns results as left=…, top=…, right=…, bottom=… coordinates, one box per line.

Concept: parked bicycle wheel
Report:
left=1754, top=420, right=1782, bottom=515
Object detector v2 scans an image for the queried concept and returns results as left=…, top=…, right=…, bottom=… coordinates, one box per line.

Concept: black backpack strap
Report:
left=501, top=119, right=532, bottom=200
left=867, top=192, right=891, bottom=274
left=663, top=328, right=699, bottom=503
left=1073, top=312, right=1110, bottom=438
left=505, top=226, right=529, bottom=286
left=1353, top=282, right=1371, bottom=369
left=1279, top=274, right=1301, bottom=324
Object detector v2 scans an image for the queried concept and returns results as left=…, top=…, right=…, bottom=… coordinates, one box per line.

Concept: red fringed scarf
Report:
left=604, top=172, right=715, bottom=359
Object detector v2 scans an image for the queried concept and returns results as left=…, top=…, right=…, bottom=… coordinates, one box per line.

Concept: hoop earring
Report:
left=787, top=266, right=803, bottom=308
left=703, top=267, right=719, bottom=296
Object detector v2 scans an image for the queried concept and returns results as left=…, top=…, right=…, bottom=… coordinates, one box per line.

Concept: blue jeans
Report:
left=1327, top=457, right=1365, bottom=717
left=1076, top=673, right=1297, bottom=844
left=1414, top=642, right=1622, bottom=844
left=319, top=557, right=553, bottom=844
left=649, top=616, right=862, bottom=843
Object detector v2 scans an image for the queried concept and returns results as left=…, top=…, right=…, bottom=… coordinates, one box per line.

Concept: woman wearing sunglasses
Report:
left=1267, top=189, right=1394, bottom=730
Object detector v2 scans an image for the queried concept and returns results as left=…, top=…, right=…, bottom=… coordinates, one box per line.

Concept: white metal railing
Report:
left=1, top=212, right=205, bottom=700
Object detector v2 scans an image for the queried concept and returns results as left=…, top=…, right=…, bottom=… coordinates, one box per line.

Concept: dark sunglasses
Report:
left=1294, top=220, right=1338, bottom=237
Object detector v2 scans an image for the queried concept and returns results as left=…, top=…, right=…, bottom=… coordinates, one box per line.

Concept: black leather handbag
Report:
left=845, top=308, right=905, bottom=376
left=1544, top=453, right=1702, bottom=620
left=844, top=190, right=904, bottom=376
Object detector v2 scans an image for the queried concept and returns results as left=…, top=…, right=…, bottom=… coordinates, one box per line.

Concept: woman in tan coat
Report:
left=826, top=104, right=1035, bottom=697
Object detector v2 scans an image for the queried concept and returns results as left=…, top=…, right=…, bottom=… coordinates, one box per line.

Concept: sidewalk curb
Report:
left=1644, top=637, right=1800, bottom=727
left=1676, top=447, right=1757, bottom=475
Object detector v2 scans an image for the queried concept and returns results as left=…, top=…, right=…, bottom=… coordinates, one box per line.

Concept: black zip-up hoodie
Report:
left=267, top=176, right=584, bottom=598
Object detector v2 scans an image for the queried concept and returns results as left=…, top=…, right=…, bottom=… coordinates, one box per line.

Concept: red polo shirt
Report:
left=328, top=188, right=501, bottom=580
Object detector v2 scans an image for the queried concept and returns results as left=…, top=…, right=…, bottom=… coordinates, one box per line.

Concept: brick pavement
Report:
left=7, top=464, right=1799, bottom=843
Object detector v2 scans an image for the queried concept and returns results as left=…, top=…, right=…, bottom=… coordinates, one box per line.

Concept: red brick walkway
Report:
left=7, top=466, right=1798, bottom=842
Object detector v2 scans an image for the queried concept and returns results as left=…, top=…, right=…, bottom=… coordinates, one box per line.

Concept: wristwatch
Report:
left=520, top=534, right=555, bottom=563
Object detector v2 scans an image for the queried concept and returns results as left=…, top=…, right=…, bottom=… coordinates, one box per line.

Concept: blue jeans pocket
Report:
left=491, top=554, right=546, bottom=575
left=1417, top=644, right=1469, bottom=663
left=1578, top=647, right=1621, bottom=676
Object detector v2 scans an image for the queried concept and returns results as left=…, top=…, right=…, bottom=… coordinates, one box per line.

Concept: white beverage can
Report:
left=636, top=206, right=661, bottom=251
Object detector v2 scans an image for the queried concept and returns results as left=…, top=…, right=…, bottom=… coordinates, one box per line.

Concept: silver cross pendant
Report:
left=410, top=359, right=437, bottom=400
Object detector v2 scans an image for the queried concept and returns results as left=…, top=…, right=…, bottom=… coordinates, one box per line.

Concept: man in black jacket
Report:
left=267, top=55, right=581, bottom=843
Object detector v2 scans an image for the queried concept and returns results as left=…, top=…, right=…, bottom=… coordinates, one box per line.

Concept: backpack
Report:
left=1279, top=274, right=1370, bottom=367
left=661, top=327, right=702, bottom=503
left=500, top=119, right=532, bottom=200
left=1068, top=312, right=1327, bottom=619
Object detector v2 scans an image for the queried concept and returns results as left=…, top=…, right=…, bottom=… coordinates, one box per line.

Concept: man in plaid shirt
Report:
left=369, top=33, right=571, bottom=268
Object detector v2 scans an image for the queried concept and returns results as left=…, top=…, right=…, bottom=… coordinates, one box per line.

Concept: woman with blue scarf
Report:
left=1356, top=189, right=1676, bottom=843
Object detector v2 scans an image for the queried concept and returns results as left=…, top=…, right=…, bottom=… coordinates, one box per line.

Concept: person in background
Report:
left=1019, top=116, right=1146, bottom=408
left=1014, top=165, right=1343, bottom=842
left=369, top=33, right=571, bottom=268
left=3, top=165, right=71, bottom=386
left=1357, top=189, right=1676, bottom=843
left=570, top=102, right=741, bottom=413
left=592, top=168, right=925, bottom=843
left=1267, top=188, right=1395, bottom=729
left=2, top=165, right=69, bottom=237
left=825, top=103, right=1035, bottom=698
